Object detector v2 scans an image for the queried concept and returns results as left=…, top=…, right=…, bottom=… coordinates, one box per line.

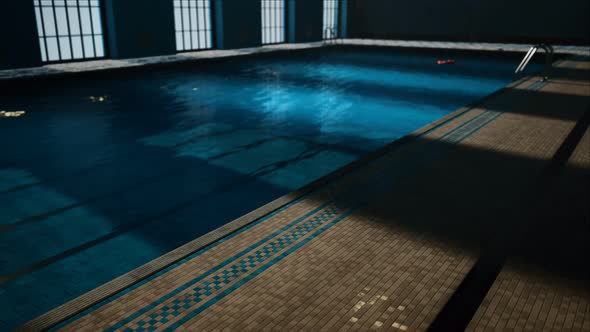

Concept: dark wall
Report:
left=288, top=0, right=323, bottom=43
left=348, top=0, right=590, bottom=45
left=104, top=0, right=176, bottom=59
left=215, top=0, right=261, bottom=49
left=0, top=2, right=42, bottom=69
left=1, top=0, right=344, bottom=70
left=340, top=0, right=349, bottom=38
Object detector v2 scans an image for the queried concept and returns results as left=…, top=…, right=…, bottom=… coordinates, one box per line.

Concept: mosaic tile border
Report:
left=106, top=204, right=351, bottom=332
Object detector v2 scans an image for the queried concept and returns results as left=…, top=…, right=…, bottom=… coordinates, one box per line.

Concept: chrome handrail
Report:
left=323, top=27, right=339, bottom=44
left=515, top=44, right=554, bottom=81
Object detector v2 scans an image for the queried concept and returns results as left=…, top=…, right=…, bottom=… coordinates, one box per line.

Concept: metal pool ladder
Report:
left=323, top=27, right=341, bottom=45
left=515, top=44, right=554, bottom=81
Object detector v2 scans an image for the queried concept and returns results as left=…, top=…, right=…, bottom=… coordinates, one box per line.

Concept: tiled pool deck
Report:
left=10, top=44, right=590, bottom=331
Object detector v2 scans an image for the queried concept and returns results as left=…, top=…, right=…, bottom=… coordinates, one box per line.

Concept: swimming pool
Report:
left=0, top=46, right=541, bottom=329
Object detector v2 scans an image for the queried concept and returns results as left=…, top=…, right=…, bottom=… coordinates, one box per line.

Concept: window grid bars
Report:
left=323, top=0, right=339, bottom=39
left=261, top=0, right=285, bottom=45
left=34, top=0, right=105, bottom=62
left=174, top=0, right=213, bottom=52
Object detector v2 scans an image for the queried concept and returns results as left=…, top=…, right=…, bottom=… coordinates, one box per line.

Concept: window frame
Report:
left=261, top=0, right=286, bottom=45
left=173, top=0, right=215, bottom=53
left=33, top=0, right=109, bottom=64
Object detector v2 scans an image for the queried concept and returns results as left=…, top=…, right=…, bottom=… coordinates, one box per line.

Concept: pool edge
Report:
left=1, top=40, right=587, bottom=84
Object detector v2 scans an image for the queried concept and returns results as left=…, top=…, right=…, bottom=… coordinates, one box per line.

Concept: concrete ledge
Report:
left=0, top=43, right=325, bottom=81
left=1, top=40, right=588, bottom=81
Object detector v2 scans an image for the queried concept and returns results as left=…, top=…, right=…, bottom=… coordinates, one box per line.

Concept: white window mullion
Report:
left=174, top=0, right=212, bottom=51
left=34, top=0, right=105, bottom=62
left=261, top=0, right=284, bottom=45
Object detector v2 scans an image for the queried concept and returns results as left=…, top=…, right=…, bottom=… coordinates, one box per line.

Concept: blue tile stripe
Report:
left=438, top=109, right=497, bottom=142
left=163, top=208, right=356, bottom=332
left=437, top=79, right=547, bottom=145
left=413, top=87, right=511, bottom=141
left=106, top=202, right=342, bottom=331
left=444, top=110, right=502, bottom=143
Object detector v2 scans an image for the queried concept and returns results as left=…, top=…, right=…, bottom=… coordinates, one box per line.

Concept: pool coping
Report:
left=1, top=39, right=588, bottom=82
left=0, top=43, right=326, bottom=82
left=14, top=57, right=546, bottom=331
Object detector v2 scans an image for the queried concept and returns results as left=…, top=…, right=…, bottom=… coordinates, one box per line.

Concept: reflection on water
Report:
left=0, top=110, right=26, bottom=118
left=88, top=96, right=109, bottom=103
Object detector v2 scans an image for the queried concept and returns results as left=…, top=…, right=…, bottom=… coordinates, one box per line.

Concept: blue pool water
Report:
left=0, top=47, right=540, bottom=328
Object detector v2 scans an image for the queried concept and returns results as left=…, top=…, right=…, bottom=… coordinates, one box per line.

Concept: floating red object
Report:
left=437, top=59, right=456, bottom=65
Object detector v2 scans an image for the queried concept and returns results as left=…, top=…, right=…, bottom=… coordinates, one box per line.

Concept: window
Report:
left=261, top=0, right=285, bottom=45
left=174, top=0, right=213, bottom=51
left=34, top=0, right=106, bottom=62
left=323, top=0, right=339, bottom=39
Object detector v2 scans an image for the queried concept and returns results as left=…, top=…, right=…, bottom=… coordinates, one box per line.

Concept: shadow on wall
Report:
left=0, top=1, right=42, bottom=69
left=348, top=0, right=590, bottom=45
